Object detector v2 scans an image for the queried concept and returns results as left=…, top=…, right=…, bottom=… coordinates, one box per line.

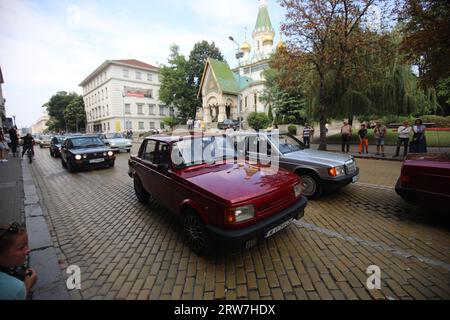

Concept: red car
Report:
left=128, top=134, right=307, bottom=254
left=395, top=153, right=450, bottom=209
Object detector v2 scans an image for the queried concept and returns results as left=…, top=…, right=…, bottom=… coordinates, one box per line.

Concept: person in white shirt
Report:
left=393, top=120, right=412, bottom=158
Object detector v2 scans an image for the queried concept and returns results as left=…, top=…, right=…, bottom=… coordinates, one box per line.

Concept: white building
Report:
left=79, top=59, right=173, bottom=134
left=198, top=0, right=281, bottom=126
left=31, top=110, right=50, bottom=134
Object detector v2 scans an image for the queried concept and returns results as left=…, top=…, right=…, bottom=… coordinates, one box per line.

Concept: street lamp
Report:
left=229, top=36, right=244, bottom=130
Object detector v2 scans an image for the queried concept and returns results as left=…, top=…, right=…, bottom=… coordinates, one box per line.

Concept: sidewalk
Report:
left=310, top=143, right=450, bottom=161
left=0, top=152, right=70, bottom=300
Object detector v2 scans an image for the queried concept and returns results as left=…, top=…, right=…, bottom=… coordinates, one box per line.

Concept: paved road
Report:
left=30, top=146, right=450, bottom=300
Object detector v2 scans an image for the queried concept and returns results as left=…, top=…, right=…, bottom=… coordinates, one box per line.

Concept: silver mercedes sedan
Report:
left=231, top=131, right=360, bottom=199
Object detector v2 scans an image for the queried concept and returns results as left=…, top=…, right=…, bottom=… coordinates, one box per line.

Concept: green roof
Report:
left=234, top=74, right=253, bottom=90
left=208, top=58, right=240, bottom=94
left=254, top=5, right=272, bottom=31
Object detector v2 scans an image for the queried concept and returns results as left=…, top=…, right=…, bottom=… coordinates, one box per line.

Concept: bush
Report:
left=287, top=115, right=297, bottom=124
left=288, top=125, right=297, bottom=135
left=247, top=112, right=270, bottom=131
left=420, top=115, right=450, bottom=127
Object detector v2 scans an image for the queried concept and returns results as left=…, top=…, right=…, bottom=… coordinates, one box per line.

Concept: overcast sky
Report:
left=0, top=0, right=285, bottom=128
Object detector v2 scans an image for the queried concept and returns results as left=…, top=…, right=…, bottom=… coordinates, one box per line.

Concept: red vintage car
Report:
left=395, top=153, right=450, bottom=209
left=128, top=134, right=307, bottom=254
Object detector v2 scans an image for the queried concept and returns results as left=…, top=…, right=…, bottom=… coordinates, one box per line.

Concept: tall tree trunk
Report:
left=318, top=80, right=328, bottom=151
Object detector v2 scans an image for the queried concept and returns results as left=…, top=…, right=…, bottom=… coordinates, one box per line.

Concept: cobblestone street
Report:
left=30, top=146, right=450, bottom=300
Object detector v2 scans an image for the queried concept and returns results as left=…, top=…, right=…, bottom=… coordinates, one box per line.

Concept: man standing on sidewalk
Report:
left=341, top=120, right=352, bottom=153
left=374, top=121, right=387, bottom=157
left=393, top=120, right=411, bottom=158
left=302, top=123, right=312, bottom=148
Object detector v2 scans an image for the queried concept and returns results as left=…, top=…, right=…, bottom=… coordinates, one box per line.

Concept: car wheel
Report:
left=67, top=159, right=76, bottom=173
left=182, top=210, right=212, bottom=255
left=109, top=160, right=115, bottom=168
left=39, top=145, right=43, bottom=149
left=133, top=176, right=150, bottom=204
left=127, top=149, right=131, bottom=153
left=49, top=150, right=53, bottom=157
left=61, top=157, right=67, bottom=168
left=298, top=173, right=322, bottom=199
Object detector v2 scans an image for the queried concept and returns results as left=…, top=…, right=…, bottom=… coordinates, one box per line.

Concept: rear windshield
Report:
left=105, top=133, right=124, bottom=139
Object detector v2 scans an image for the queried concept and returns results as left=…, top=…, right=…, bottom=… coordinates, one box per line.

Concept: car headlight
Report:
left=294, top=184, right=302, bottom=198
left=111, top=143, right=116, bottom=146
left=108, top=151, right=114, bottom=156
left=75, top=155, right=82, bottom=160
left=328, top=165, right=345, bottom=177
left=226, top=205, right=255, bottom=224
left=83, top=154, right=87, bottom=159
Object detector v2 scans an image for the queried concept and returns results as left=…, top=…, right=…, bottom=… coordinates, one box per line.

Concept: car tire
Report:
left=67, top=159, right=76, bottom=173
left=133, top=176, right=150, bottom=204
left=298, top=172, right=322, bottom=199
left=49, top=150, right=53, bottom=157
left=109, top=160, right=115, bottom=168
left=61, top=157, right=67, bottom=168
left=127, top=149, right=131, bottom=153
left=40, top=145, right=43, bottom=149
left=182, top=210, right=212, bottom=255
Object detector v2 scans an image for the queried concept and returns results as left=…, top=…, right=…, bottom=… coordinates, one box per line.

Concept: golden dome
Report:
left=277, top=40, right=285, bottom=49
left=262, top=35, right=274, bottom=45
left=240, top=41, right=251, bottom=52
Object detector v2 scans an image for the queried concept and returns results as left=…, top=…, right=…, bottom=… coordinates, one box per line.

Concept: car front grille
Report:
left=345, top=160, right=356, bottom=175
left=258, top=193, right=296, bottom=217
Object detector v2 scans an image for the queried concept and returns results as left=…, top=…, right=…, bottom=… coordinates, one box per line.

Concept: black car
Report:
left=217, top=119, right=239, bottom=130
left=60, top=135, right=115, bottom=172
left=49, top=136, right=67, bottom=158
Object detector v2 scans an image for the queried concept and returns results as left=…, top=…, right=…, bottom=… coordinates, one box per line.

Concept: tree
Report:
left=279, top=0, right=397, bottom=149
left=161, top=116, right=179, bottom=131
left=64, top=95, right=86, bottom=132
left=43, top=91, right=83, bottom=132
left=247, top=112, right=270, bottom=131
left=159, top=42, right=225, bottom=122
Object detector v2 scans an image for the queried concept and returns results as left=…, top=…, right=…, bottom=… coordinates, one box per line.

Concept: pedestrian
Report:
left=0, top=132, right=10, bottom=163
left=393, top=120, right=411, bottom=158
left=0, top=223, right=37, bottom=300
left=340, top=120, right=352, bottom=153
left=409, top=118, right=427, bottom=153
left=8, top=126, right=19, bottom=157
left=302, top=123, right=312, bottom=148
left=358, top=123, right=369, bottom=154
left=21, top=133, right=35, bottom=159
left=374, top=121, right=387, bottom=157
left=225, top=125, right=234, bottom=135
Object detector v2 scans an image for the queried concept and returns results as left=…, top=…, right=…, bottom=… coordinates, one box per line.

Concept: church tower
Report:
left=252, top=0, right=275, bottom=60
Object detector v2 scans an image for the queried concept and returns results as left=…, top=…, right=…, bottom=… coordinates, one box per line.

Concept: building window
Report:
left=125, top=104, right=131, bottom=114
left=102, top=106, right=105, bottom=117
left=123, top=69, right=129, bottom=78
left=147, top=73, right=153, bottom=81
left=159, top=105, right=167, bottom=116
left=138, top=121, right=144, bottom=130
left=107, top=122, right=110, bottom=131
left=103, top=123, right=106, bottom=131
left=126, top=120, right=132, bottom=130
left=254, top=93, right=257, bottom=111
left=148, top=104, right=155, bottom=115
left=149, top=121, right=155, bottom=129
left=136, top=71, right=141, bottom=80
left=102, top=90, right=104, bottom=100
left=245, top=96, right=248, bottom=110
left=105, top=87, right=108, bottom=99
left=137, top=104, right=143, bottom=115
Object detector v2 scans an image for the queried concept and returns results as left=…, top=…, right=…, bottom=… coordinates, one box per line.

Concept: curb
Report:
left=22, top=160, right=70, bottom=300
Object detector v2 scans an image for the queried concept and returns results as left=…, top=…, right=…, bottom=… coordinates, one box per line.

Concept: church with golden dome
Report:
left=197, top=0, right=280, bottom=127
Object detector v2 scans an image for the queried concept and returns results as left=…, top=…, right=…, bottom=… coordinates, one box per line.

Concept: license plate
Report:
left=352, top=174, right=359, bottom=183
left=265, top=218, right=294, bottom=238
left=90, top=158, right=104, bottom=163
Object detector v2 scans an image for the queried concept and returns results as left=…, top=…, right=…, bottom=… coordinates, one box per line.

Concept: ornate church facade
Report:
left=197, top=0, right=282, bottom=126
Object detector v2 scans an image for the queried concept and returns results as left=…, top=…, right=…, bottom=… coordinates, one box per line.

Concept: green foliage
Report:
left=161, top=116, right=180, bottom=130
left=43, top=91, right=85, bottom=132
left=159, top=42, right=225, bottom=121
left=288, top=125, right=297, bottom=135
left=286, top=115, right=297, bottom=124
left=420, top=115, right=450, bottom=128
left=63, top=95, right=86, bottom=132
left=267, top=104, right=273, bottom=123
left=247, top=112, right=270, bottom=131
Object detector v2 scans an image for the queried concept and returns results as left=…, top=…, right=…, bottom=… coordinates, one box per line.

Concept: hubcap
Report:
left=184, top=215, right=205, bottom=251
left=301, top=175, right=316, bottom=196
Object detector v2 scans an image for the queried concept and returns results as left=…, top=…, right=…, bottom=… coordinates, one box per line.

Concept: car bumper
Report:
left=110, top=146, right=132, bottom=152
left=73, top=158, right=115, bottom=169
left=321, top=168, right=360, bottom=191
left=395, top=178, right=450, bottom=208
left=206, top=196, right=307, bottom=249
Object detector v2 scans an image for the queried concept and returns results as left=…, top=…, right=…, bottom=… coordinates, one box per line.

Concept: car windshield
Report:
left=56, top=137, right=66, bottom=143
left=71, top=137, right=105, bottom=148
left=41, top=135, right=51, bottom=140
left=268, top=134, right=305, bottom=154
left=172, top=136, right=235, bottom=169
left=105, top=133, right=124, bottom=139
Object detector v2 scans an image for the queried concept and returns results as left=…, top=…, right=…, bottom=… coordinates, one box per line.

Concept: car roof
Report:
left=66, top=135, right=101, bottom=139
left=144, top=133, right=227, bottom=144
